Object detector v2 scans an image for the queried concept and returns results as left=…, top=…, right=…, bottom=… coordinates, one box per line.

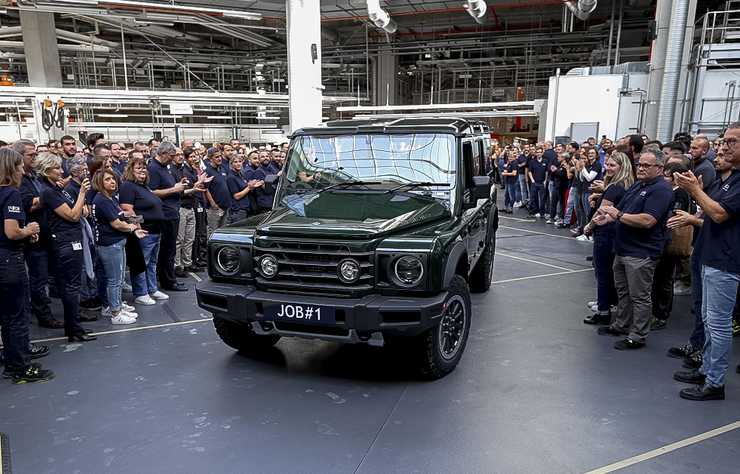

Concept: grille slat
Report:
left=253, top=239, right=375, bottom=297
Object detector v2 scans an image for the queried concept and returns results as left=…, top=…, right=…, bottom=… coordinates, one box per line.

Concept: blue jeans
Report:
left=504, top=182, right=517, bottom=209
left=593, top=231, right=617, bottom=313
left=133, top=234, right=161, bottom=297
left=699, top=265, right=740, bottom=387
left=688, top=253, right=705, bottom=350
left=563, top=186, right=577, bottom=225
left=517, top=174, right=529, bottom=203
left=97, top=239, right=126, bottom=312
left=547, top=181, right=559, bottom=218
left=581, top=190, right=592, bottom=225
left=80, top=248, right=99, bottom=302
left=528, top=182, right=546, bottom=214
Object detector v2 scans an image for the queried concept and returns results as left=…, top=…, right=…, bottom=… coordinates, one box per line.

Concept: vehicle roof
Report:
left=292, top=117, right=486, bottom=137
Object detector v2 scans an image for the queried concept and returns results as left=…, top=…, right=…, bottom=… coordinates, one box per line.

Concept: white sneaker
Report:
left=122, top=309, right=138, bottom=319
left=150, top=291, right=170, bottom=301
left=121, top=302, right=136, bottom=312
left=576, top=234, right=592, bottom=242
left=135, top=295, right=156, bottom=305
left=101, top=306, right=112, bottom=318
left=673, top=283, right=691, bottom=296
left=513, top=202, right=522, bottom=208
left=535, top=213, right=541, bottom=218
left=111, top=313, right=137, bottom=325
left=546, top=218, right=553, bottom=224
left=122, top=283, right=133, bottom=293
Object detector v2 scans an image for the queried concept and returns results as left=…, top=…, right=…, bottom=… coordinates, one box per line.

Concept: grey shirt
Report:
left=694, top=157, right=716, bottom=191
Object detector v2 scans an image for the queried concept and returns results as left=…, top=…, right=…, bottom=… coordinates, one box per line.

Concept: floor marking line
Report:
left=495, top=251, right=575, bottom=271
left=584, top=420, right=740, bottom=474
left=493, top=268, right=592, bottom=284
left=499, top=224, right=576, bottom=241
left=30, top=318, right=213, bottom=344
left=499, top=215, right=533, bottom=223
left=353, top=384, right=409, bottom=474
left=189, top=272, right=203, bottom=282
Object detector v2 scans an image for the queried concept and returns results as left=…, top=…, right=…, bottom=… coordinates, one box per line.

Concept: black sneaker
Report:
left=597, top=326, right=625, bottom=336
left=79, top=312, right=99, bottom=322
left=80, top=299, right=102, bottom=311
left=673, top=369, right=706, bottom=385
left=650, top=319, right=668, bottom=331
left=37, top=318, right=64, bottom=329
left=614, top=338, right=646, bottom=350
left=683, top=352, right=703, bottom=369
left=175, top=267, right=188, bottom=278
left=679, top=384, right=725, bottom=401
left=667, top=343, right=694, bottom=359
left=29, top=344, right=49, bottom=360
left=7, top=364, right=54, bottom=384
left=584, top=313, right=611, bottom=325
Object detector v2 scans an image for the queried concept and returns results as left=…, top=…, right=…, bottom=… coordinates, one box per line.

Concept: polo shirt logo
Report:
left=723, top=183, right=730, bottom=191
left=7, top=205, right=20, bottom=213
left=639, top=191, right=647, bottom=197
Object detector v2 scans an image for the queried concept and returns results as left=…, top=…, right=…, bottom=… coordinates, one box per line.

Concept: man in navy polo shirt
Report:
left=204, top=147, right=232, bottom=235
left=672, top=125, right=740, bottom=401
left=593, top=149, right=674, bottom=350
left=527, top=147, right=547, bottom=217
left=148, top=141, right=187, bottom=292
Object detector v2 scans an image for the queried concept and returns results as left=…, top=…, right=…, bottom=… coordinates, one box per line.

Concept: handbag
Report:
left=666, top=224, right=693, bottom=257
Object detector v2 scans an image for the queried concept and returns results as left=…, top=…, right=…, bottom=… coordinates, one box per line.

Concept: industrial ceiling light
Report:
left=366, top=0, right=397, bottom=34
left=463, top=0, right=487, bottom=24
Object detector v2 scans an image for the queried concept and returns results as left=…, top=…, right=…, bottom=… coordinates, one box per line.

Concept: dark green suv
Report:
left=196, top=118, right=498, bottom=378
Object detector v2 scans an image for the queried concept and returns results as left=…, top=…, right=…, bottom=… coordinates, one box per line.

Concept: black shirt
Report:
left=226, top=170, right=251, bottom=212
left=529, top=158, right=547, bottom=184
left=614, top=177, right=674, bottom=258
left=593, top=182, right=627, bottom=237
left=694, top=169, right=740, bottom=274
left=92, top=193, right=127, bottom=246
left=205, top=162, right=232, bottom=210
left=0, top=186, right=25, bottom=251
left=19, top=172, right=48, bottom=245
left=40, top=179, right=82, bottom=243
left=504, top=162, right=518, bottom=185
left=148, top=158, right=180, bottom=220
left=119, top=180, right=165, bottom=234
left=170, top=163, right=198, bottom=210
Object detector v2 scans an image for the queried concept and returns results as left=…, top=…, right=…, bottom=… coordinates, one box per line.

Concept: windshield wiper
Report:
left=316, top=180, right=382, bottom=194
left=387, top=182, right=451, bottom=193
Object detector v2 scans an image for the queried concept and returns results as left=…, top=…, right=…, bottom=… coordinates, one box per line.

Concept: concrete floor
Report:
left=2, top=212, right=740, bottom=473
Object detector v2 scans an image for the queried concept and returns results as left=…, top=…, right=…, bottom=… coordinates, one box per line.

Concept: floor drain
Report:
left=0, top=432, right=10, bottom=474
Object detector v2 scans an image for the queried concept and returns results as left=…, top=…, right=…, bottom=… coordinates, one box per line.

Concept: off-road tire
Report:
left=417, top=276, right=472, bottom=379
left=213, top=316, right=280, bottom=352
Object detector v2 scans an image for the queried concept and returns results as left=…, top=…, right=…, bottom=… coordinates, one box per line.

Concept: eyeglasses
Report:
left=636, top=162, right=662, bottom=168
left=723, top=137, right=739, bottom=147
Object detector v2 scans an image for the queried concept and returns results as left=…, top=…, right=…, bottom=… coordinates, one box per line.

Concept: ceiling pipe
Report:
left=565, top=0, right=598, bottom=21
left=464, top=0, right=487, bottom=24
left=366, top=0, right=397, bottom=34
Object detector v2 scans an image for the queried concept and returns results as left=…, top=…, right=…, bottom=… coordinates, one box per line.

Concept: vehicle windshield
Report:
left=279, top=133, right=457, bottom=208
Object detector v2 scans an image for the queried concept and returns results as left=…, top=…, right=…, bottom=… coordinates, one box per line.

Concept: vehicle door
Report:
left=461, top=138, right=490, bottom=269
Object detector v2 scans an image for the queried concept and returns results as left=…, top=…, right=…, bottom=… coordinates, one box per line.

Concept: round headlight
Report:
left=338, top=258, right=361, bottom=283
left=394, top=256, right=424, bottom=287
left=260, top=254, right=278, bottom=278
left=216, top=246, right=241, bottom=276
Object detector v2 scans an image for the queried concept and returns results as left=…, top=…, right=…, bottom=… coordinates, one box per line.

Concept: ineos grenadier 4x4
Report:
left=196, top=118, right=498, bottom=378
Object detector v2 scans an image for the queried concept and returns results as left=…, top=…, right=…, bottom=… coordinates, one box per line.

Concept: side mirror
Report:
left=472, top=175, right=491, bottom=200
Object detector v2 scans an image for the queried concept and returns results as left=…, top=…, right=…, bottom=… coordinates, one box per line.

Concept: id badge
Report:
left=71, top=242, right=83, bottom=251
left=197, top=207, right=204, bottom=213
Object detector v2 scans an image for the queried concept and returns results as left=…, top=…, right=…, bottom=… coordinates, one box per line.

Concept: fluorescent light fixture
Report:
left=206, top=115, right=231, bottom=119
left=97, top=113, right=129, bottom=118
left=257, top=116, right=280, bottom=120
left=155, top=115, right=182, bottom=119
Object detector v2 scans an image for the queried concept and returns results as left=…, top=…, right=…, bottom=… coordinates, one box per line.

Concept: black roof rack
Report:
left=292, top=117, right=479, bottom=137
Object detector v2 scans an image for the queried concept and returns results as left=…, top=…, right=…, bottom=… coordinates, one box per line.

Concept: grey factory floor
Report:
left=2, top=211, right=740, bottom=473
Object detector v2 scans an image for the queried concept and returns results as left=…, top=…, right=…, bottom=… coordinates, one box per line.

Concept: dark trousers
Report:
left=593, top=232, right=618, bottom=313
left=157, top=218, right=179, bottom=288
left=689, top=253, right=705, bottom=349
left=228, top=208, right=250, bottom=225
left=23, top=244, right=54, bottom=324
left=193, top=207, right=208, bottom=265
left=528, top=182, right=546, bottom=214
left=652, top=252, right=678, bottom=321
left=0, top=250, right=30, bottom=371
left=50, top=241, right=84, bottom=337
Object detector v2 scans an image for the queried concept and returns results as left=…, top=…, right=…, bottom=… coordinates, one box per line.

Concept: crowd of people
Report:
left=491, top=128, right=740, bottom=401
left=0, top=134, right=286, bottom=384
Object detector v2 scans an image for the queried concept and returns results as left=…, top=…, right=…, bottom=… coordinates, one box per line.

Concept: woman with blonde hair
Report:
left=0, top=148, right=55, bottom=383
left=36, top=152, right=96, bottom=342
left=583, top=152, right=634, bottom=325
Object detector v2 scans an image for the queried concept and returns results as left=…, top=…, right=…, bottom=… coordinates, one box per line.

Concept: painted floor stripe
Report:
left=31, top=318, right=213, bottom=344
left=495, top=251, right=575, bottom=271
left=493, top=268, right=592, bottom=284
left=500, top=224, right=578, bottom=241
left=189, top=271, right=203, bottom=282
left=499, top=215, right=534, bottom=223
left=584, top=420, right=740, bottom=474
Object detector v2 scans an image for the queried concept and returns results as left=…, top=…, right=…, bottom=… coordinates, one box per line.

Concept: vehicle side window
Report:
left=475, top=140, right=487, bottom=176
left=471, top=140, right=481, bottom=177
left=462, top=141, right=474, bottom=187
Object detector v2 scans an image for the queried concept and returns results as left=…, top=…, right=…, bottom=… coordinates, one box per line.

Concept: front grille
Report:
left=253, top=239, right=374, bottom=297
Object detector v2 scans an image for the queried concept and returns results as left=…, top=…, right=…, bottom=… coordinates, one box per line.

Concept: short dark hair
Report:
left=93, top=143, right=110, bottom=158
left=147, top=138, right=159, bottom=146
left=664, top=141, right=687, bottom=153
left=645, top=140, right=663, bottom=149
left=61, top=135, right=75, bottom=144
left=86, top=133, right=104, bottom=148
left=665, top=160, right=689, bottom=175
left=628, top=134, right=644, bottom=154
left=569, top=141, right=580, bottom=150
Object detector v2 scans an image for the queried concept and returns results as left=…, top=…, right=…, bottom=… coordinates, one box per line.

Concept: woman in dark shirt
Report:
left=0, top=149, right=54, bottom=383
left=92, top=169, right=147, bottom=325
left=226, top=155, right=259, bottom=224
left=36, top=152, right=96, bottom=342
left=119, top=156, right=169, bottom=306
left=582, top=152, right=634, bottom=325
left=650, top=161, right=693, bottom=330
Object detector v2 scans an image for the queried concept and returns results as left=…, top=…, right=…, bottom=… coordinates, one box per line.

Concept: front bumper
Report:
left=196, top=280, right=447, bottom=345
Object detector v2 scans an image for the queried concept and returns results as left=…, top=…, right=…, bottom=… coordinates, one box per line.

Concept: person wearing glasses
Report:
left=147, top=142, right=188, bottom=292
left=592, top=149, right=674, bottom=350
left=670, top=127, right=740, bottom=401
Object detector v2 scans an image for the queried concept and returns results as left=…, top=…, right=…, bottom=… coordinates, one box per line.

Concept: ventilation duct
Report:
left=464, top=0, right=487, bottom=24
left=565, top=0, right=598, bottom=21
left=366, top=0, right=397, bottom=33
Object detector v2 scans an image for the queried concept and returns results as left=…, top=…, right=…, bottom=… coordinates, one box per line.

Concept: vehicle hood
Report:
left=256, top=192, right=451, bottom=239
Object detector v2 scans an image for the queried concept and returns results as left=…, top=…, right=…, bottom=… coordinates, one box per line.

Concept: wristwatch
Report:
left=616, top=211, right=624, bottom=222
